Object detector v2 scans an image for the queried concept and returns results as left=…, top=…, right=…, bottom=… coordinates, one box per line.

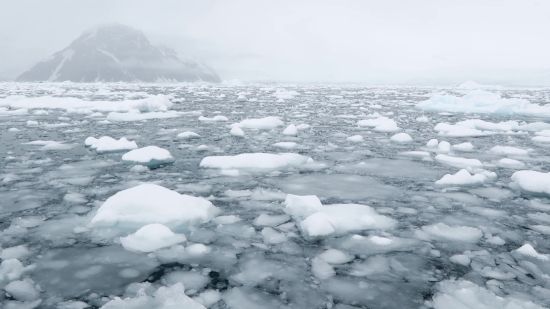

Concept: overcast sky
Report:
left=1, top=0, right=549, bottom=85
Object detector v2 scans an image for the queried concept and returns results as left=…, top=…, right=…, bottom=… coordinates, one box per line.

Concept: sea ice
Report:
left=120, top=223, right=187, bottom=252
left=121, top=146, right=175, bottom=166
left=200, top=153, right=311, bottom=170
left=90, top=184, right=219, bottom=229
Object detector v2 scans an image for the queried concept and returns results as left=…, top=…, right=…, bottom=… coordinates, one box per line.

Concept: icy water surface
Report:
left=1, top=83, right=550, bottom=308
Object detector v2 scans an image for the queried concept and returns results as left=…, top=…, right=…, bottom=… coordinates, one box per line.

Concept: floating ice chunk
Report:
left=8, top=128, right=20, bottom=132
left=196, top=145, right=209, bottom=151
left=301, top=204, right=396, bottom=237
left=374, top=120, right=400, bottom=132
left=193, top=290, right=222, bottom=307
left=486, top=236, right=505, bottom=245
left=0, top=259, right=32, bottom=284
left=510, top=171, right=550, bottom=196
left=346, top=135, right=364, bottom=143
left=417, top=223, right=482, bottom=243
left=199, top=115, right=228, bottom=122
left=122, top=146, right=175, bottom=167
left=233, top=116, right=284, bottom=129
left=186, top=244, right=211, bottom=256
left=230, top=126, right=244, bottom=137
left=27, top=120, right=38, bottom=126
left=452, top=142, right=474, bottom=152
left=416, top=116, right=429, bottom=122
left=437, top=141, right=450, bottom=153
left=3, top=94, right=174, bottom=112
left=431, top=279, right=544, bottom=309
left=101, top=283, right=206, bottom=309
left=213, top=215, right=242, bottom=225
left=300, top=213, right=336, bottom=237
left=0, top=245, right=31, bottom=260
left=107, top=111, right=181, bottom=121
left=4, top=280, right=40, bottom=301
left=163, top=271, right=210, bottom=292
left=120, top=224, right=187, bottom=252
left=39, top=143, right=74, bottom=151
left=513, top=244, right=549, bottom=261
left=369, top=236, right=393, bottom=245
left=90, top=184, right=219, bottom=228
left=296, top=124, right=310, bottom=130
left=177, top=131, right=200, bottom=139
left=318, top=249, right=354, bottom=264
left=449, top=254, right=471, bottom=266
left=23, top=140, right=60, bottom=146
left=435, top=169, right=488, bottom=187
left=417, top=90, right=548, bottom=117
left=489, top=146, right=529, bottom=156
left=200, top=153, right=310, bottom=170
left=254, top=214, right=290, bottom=227
left=498, top=158, right=525, bottom=169
left=426, top=139, right=438, bottom=148
left=236, top=94, right=247, bottom=102
left=399, top=151, right=430, bottom=158
left=130, top=165, right=149, bottom=172
left=284, top=194, right=323, bottom=217
left=357, top=116, right=392, bottom=127
left=390, top=133, right=412, bottom=143
left=312, top=257, right=335, bottom=279
left=85, top=136, right=137, bottom=154
left=273, top=142, right=298, bottom=149
left=435, top=154, right=483, bottom=169
left=261, top=227, right=287, bottom=244
left=283, top=124, right=297, bottom=136
left=532, top=136, right=550, bottom=143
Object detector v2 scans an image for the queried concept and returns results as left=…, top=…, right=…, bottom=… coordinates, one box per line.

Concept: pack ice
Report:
left=1, top=82, right=550, bottom=308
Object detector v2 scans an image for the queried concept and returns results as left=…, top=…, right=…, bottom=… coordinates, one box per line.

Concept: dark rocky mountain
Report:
left=17, top=23, right=221, bottom=83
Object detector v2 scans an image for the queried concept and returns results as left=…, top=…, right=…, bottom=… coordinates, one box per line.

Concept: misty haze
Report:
left=1, top=1, right=550, bottom=309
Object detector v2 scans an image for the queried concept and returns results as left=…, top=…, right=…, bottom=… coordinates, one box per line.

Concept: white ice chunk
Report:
left=230, top=126, right=244, bottom=137
left=122, top=146, right=175, bottom=166
left=91, top=184, right=219, bottom=228
left=85, top=136, right=138, bottom=154
left=199, top=115, right=228, bottom=122
left=177, top=131, right=200, bottom=139
left=437, top=141, right=451, bottom=153
left=449, top=254, right=471, bottom=266
left=513, top=244, right=549, bottom=261
left=0, top=245, right=31, bottom=261
left=283, top=124, right=298, bottom=136
left=432, top=279, right=545, bottom=309
left=311, top=257, right=335, bottom=279
left=4, top=280, right=39, bottom=301
left=120, top=223, right=187, bottom=252
left=200, top=153, right=310, bottom=170
left=417, top=222, right=483, bottom=243
left=489, top=146, right=529, bottom=156
left=426, top=139, right=439, bottom=148
left=435, top=169, right=488, bottom=187
left=284, top=194, right=323, bottom=217
left=498, top=158, right=525, bottom=169
left=273, top=142, right=298, bottom=149
left=318, top=249, right=354, bottom=264
left=101, top=283, right=206, bottom=309
left=390, top=133, right=412, bottom=143
left=452, top=142, right=474, bottom=152
left=511, top=171, right=550, bottom=196
left=233, top=117, right=284, bottom=129
left=435, top=154, right=483, bottom=169
left=346, top=135, right=364, bottom=143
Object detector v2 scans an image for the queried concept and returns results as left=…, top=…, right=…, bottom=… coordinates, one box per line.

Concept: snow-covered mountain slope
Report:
left=16, top=23, right=221, bottom=83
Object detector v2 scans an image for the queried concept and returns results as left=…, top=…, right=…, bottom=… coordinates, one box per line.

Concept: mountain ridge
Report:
left=16, top=23, right=221, bottom=83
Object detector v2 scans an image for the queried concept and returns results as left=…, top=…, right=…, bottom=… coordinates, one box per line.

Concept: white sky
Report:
left=1, top=0, right=549, bottom=85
